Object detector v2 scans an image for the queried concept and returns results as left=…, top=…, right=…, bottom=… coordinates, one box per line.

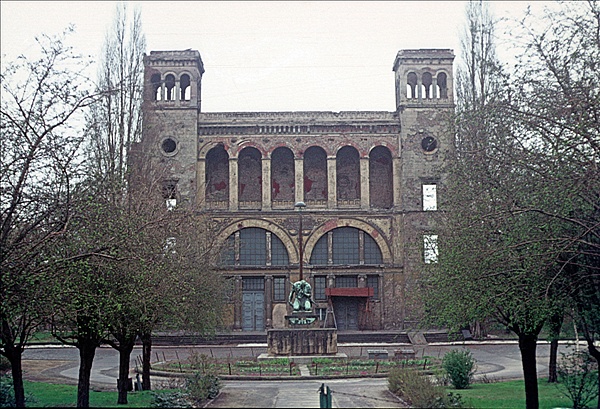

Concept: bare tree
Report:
left=81, top=3, right=226, bottom=403
left=83, top=4, right=147, bottom=403
left=0, top=27, right=100, bottom=407
left=87, top=2, right=145, bottom=187
left=426, top=1, right=599, bottom=408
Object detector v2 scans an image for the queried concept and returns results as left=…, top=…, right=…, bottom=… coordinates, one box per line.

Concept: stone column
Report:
left=294, top=157, right=304, bottom=204
left=392, top=157, right=401, bottom=209
left=265, top=275, right=273, bottom=329
left=327, top=157, right=337, bottom=209
left=229, top=157, right=238, bottom=211
left=262, top=158, right=271, bottom=210
left=233, top=275, right=243, bottom=331
left=196, top=158, right=206, bottom=208
left=360, top=157, right=370, bottom=210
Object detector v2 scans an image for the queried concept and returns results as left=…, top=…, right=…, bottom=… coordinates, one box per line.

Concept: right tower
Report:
left=392, top=49, right=455, bottom=325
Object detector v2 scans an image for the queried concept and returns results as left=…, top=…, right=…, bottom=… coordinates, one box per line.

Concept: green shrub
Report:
left=0, top=374, right=15, bottom=408
left=0, top=356, right=11, bottom=372
left=186, top=372, right=221, bottom=403
left=388, top=367, right=466, bottom=408
left=442, top=349, right=476, bottom=389
left=150, top=391, right=192, bottom=408
left=557, top=349, right=599, bottom=409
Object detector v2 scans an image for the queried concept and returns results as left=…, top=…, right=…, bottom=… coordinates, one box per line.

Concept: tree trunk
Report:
left=140, top=331, right=152, bottom=391
left=4, top=347, right=25, bottom=407
left=116, top=337, right=136, bottom=404
left=2, top=320, right=25, bottom=407
left=77, top=342, right=97, bottom=408
left=547, top=311, right=563, bottom=383
left=518, top=333, right=540, bottom=409
left=548, top=338, right=558, bottom=383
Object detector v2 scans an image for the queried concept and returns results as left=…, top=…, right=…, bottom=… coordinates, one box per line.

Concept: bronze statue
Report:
left=288, top=279, right=314, bottom=312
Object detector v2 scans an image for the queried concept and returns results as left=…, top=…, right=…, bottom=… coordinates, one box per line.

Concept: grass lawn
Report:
left=18, top=377, right=600, bottom=408
left=450, top=378, right=599, bottom=409
left=22, top=380, right=160, bottom=408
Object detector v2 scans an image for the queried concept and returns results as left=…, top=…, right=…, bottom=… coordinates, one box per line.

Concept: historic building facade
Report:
left=140, top=48, right=454, bottom=331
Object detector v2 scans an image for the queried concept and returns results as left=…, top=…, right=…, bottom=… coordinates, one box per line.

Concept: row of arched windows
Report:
left=151, top=73, right=192, bottom=101
left=206, top=144, right=394, bottom=209
left=220, top=227, right=383, bottom=267
left=406, top=71, right=448, bottom=99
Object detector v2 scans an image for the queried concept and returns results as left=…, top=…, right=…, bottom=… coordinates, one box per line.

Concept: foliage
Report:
left=556, top=348, right=599, bottom=409
left=185, top=372, right=221, bottom=403
left=388, top=367, right=466, bottom=408
left=425, top=1, right=600, bottom=408
left=0, top=25, right=101, bottom=408
left=0, top=357, right=10, bottom=372
left=0, top=375, right=36, bottom=408
left=442, top=349, right=476, bottom=389
left=150, top=391, right=192, bottom=408
left=0, top=374, right=16, bottom=408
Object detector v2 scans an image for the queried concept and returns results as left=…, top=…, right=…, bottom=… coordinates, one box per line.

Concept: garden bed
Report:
left=152, top=352, right=441, bottom=378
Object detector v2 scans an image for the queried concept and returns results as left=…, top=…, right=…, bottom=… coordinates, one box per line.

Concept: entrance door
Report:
left=333, top=298, right=359, bottom=330
left=242, top=292, right=264, bottom=331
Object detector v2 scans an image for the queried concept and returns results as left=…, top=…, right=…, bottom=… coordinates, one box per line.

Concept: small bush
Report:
left=186, top=372, right=221, bottom=403
left=150, top=391, right=192, bottom=408
left=0, top=374, right=15, bottom=408
left=0, top=356, right=11, bottom=372
left=442, top=349, right=476, bottom=389
left=557, top=349, right=599, bottom=409
left=388, top=367, right=466, bottom=408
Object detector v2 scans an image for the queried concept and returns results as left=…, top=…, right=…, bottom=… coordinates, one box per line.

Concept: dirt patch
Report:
left=22, top=360, right=79, bottom=387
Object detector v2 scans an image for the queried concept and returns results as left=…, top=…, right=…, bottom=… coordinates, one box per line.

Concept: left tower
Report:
left=142, top=50, right=204, bottom=205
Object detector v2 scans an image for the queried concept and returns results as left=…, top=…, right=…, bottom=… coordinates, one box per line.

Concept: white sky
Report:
left=1, top=1, right=549, bottom=112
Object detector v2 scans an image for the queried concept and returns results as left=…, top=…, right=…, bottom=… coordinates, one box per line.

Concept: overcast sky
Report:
left=1, top=1, right=550, bottom=112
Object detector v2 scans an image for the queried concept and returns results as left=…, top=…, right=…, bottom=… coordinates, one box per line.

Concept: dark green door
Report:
left=242, top=292, right=264, bottom=331
left=333, top=298, right=358, bottom=330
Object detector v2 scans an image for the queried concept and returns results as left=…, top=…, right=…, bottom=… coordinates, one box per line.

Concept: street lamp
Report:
left=294, top=201, right=306, bottom=281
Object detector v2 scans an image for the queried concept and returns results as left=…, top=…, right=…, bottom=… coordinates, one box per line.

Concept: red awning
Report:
left=325, top=287, right=374, bottom=297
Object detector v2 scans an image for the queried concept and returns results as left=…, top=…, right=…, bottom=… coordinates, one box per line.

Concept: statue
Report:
left=288, top=279, right=314, bottom=312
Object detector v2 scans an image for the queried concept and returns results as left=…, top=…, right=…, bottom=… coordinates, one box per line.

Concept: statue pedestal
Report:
left=267, top=327, right=338, bottom=356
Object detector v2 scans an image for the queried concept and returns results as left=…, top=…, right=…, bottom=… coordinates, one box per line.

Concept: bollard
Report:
left=319, top=383, right=332, bottom=408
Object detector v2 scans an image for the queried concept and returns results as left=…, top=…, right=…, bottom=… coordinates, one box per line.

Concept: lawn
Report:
left=20, top=380, right=158, bottom=408
left=449, top=378, right=599, bottom=409
left=18, top=377, right=599, bottom=408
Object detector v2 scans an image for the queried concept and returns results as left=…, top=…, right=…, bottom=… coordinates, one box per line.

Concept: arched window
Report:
left=336, top=146, right=360, bottom=203
left=271, top=147, right=295, bottom=205
left=437, top=72, right=448, bottom=99
left=369, top=146, right=393, bottom=209
left=309, top=227, right=382, bottom=266
left=238, top=147, right=262, bottom=207
left=165, top=74, right=176, bottom=101
left=220, top=228, right=289, bottom=266
left=422, top=72, right=433, bottom=99
left=151, top=74, right=161, bottom=101
left=206, top=145, right=229, bottom=204
left=303, top=146, right=328, bottom=205
left=180, top=74, right=191, bottom=100
left=407, top=72, right=418, bottom=99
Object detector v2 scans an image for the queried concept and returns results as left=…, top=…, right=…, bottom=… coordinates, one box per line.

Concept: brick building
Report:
left=140, top=48, right=454, bottom=331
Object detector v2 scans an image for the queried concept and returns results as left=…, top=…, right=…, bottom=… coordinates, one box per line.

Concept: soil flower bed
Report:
left=153, top=352, right=441, bottom=378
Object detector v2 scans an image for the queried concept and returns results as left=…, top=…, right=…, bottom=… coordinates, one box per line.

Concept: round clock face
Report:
left=421, top=136, right=437, bottom=152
